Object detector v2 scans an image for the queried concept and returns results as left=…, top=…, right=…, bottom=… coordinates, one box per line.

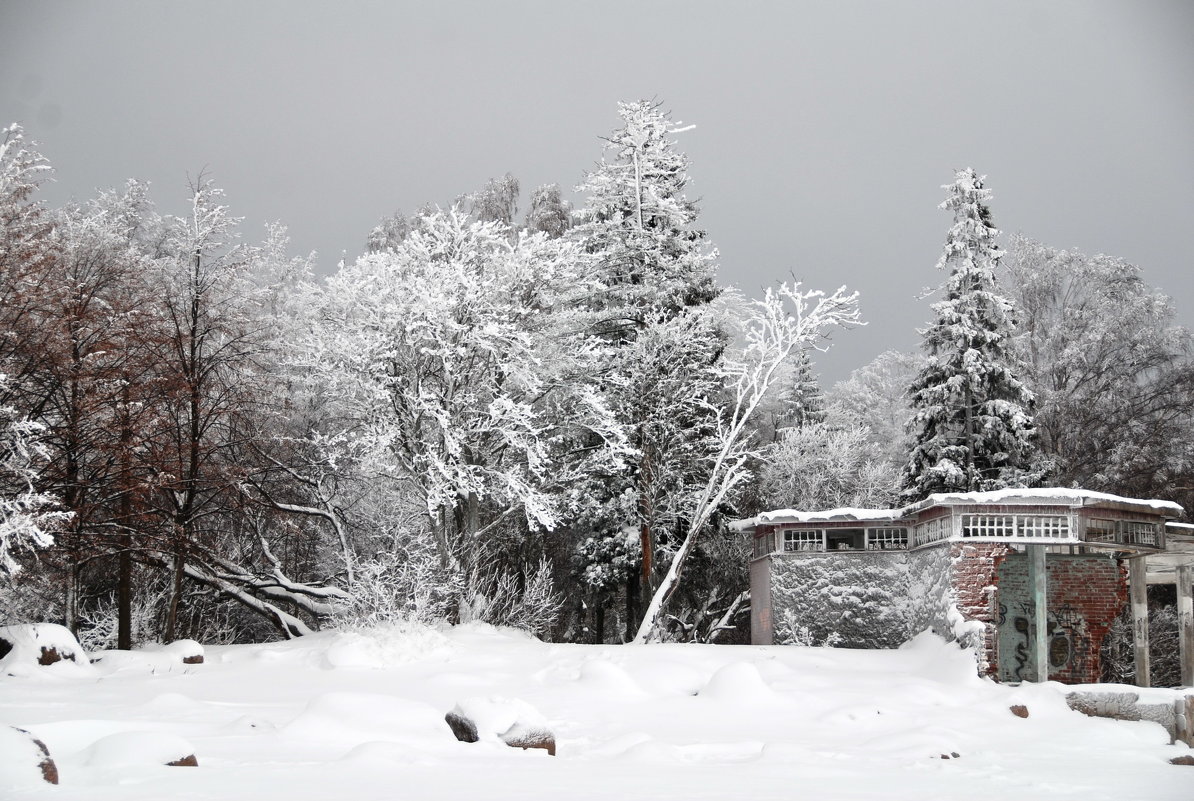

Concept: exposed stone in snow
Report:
left=0, top=726, right=58, bottom=786
left=445, top=696, right=556, bottom=756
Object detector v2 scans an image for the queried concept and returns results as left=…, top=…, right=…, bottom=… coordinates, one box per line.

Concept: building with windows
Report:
left=738, top=488, right=1186, bottom=684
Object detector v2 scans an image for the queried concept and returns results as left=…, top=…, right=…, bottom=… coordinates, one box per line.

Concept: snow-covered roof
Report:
left=734, top=487, right=1184, bottom=530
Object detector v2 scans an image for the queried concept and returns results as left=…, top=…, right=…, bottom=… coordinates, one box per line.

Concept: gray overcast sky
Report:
left=1, top=0, right=1191, bottom=383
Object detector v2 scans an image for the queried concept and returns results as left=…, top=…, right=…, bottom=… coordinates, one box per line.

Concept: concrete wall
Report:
left=750, top=556, right=772, bottom=645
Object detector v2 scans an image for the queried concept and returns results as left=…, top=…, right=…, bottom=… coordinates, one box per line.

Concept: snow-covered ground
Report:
left=1, top=624, right=1190, bottom=800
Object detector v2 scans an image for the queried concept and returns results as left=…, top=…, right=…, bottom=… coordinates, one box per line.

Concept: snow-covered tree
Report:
left=774, top=347, right=826, bottom=431
left=572, top=100, right=719, bottom=324
left=569, top=101, right=727, bottom=635
left=759, top=422, right=900, bottom=512
left=524, top=184, right=571, bottom=239
left=1004, top=236, right=1194, bottom=509
left=0, top=124, right=54, bottom=406
left=902, top=169, right=1041, bottom=501
left=307, top=208, right=585, bottom=568
left=827, top=349, right=923, bottom=472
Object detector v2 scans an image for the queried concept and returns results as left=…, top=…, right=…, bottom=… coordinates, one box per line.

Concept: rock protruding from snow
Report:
left=0, top=726, right=58, bottom=785
left=0, top=623, right=92, bottom=676
left=445, top=697, right=556, bottom=756
left=82, top=730, right=198, bottom=768
left=161, top=639, right=205, bottom=664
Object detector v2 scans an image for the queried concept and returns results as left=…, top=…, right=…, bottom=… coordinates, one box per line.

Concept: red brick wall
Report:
left=949, top=542, right=1013, bottom=676
left=993, top=553, right=1127, bottom=684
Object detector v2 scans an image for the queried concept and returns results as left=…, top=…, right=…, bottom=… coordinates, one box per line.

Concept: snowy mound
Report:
left=698, top=661, right=778, bottom=703
left=575, top=657, right=649, bottom=699
left=447, top=695, right=549, bottom=743
left=0, top=623, right=94, bottom=677
left=91, top=639, right=205, bottom=674
left=285, top=691, right=451, bottom=747
left=82, top=730, right=197, bottom=767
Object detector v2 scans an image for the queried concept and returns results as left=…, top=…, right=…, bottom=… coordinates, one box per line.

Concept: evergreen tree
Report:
left=567, top=101, right=724, bottom=637
left=775, top=347, right=826, bottom=430
left=572, top=100, right=720, bottom=330
left=902, top=169, right=1040, bottom=501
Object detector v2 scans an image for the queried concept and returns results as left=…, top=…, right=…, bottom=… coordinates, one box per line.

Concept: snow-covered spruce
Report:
left=903, top=169, right=1042, bottom=501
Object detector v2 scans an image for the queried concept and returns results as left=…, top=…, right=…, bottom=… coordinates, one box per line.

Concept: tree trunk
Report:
left=64, top=551, right=79, bottom=635
left=624, top=565, right=640, bottom=642
left=964, top=384, right=975, bottom=490
left=164, top=536, right=186, bottom=643
left=118, top=382, right=133, bottom=649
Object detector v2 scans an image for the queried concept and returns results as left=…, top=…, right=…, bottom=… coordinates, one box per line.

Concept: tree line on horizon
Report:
left=1, top=101, right=1191, bottom=650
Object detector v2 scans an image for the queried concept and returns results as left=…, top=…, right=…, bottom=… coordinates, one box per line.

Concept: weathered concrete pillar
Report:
left=1177, top=564, right=1193, bottom=688
left=1028, top=544, right=1048, bottom=682
left=1129, top=556, right=1150, bottom=688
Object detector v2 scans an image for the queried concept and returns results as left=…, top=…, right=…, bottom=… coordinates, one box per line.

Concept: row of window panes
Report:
left=1086, top=518, right=1161, bottom=547
left=774, top=515, right=1163, bottom=553
left=910, top=516, right=951, bottom=547
left=959, top=514, right=1071, bottom=539
left=781, top=528, right=908, bottom=553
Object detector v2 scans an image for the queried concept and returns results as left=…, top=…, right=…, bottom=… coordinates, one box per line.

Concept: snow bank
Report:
left=1, top=622, right=1190, bottom=800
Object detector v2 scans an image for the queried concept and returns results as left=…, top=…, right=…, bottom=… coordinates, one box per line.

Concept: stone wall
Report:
left=904, top=543, right=956, bottom=641
left=768, top=552, right=909, bottom=648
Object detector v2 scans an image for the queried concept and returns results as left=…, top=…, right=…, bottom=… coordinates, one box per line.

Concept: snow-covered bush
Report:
left=0, top=381, right=69, bottom=576
left=1100, top=602, right=1181, bottom=687
left=335, top=540, right=562, bottom=638
left=459, top=555, right=563, bottom=638
left=334, top=542, right=462, bottom=629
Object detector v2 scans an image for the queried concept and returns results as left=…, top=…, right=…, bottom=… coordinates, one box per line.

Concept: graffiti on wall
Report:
left=996, top=601, right=1090, bottom=681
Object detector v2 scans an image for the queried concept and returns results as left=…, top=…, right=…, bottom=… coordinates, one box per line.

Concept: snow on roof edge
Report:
left=734, top=487, right=1184, bottom=530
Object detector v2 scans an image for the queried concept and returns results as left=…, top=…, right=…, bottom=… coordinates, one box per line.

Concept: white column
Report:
left=1177, top=564, right=1193, bottom=688
left=1129, top=556, right=1150, bottom=688
left=1028, top=544, right=1048, bottom=682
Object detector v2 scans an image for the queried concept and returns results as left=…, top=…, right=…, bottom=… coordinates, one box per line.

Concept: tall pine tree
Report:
left=902, top=169, right=1041, bottom=501
left=568, top=101, right=724, bottom=638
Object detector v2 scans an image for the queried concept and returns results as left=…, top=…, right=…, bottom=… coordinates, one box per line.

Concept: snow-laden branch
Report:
left=633, top=284, right=860, bottom=643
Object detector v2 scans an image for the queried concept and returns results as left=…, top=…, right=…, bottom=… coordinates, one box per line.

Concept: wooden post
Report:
left=1028, top=544, right=1048, bottom=682
left=1129, top=556, right=1150, bottom=688
left=1177, top=564, right=1193, bottom=688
